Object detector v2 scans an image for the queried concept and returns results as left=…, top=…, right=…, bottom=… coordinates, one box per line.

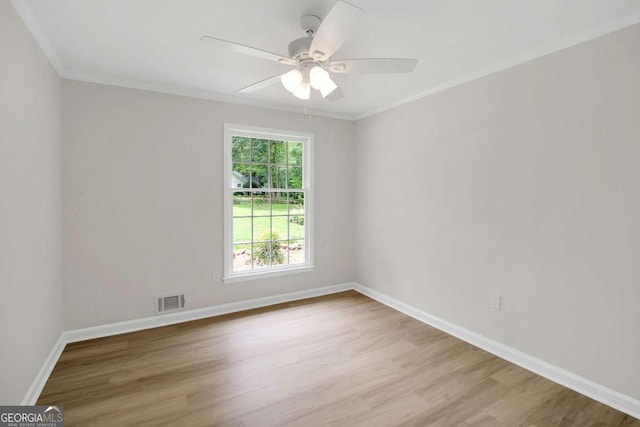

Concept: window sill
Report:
left=224, top=265, right=315, bottom=284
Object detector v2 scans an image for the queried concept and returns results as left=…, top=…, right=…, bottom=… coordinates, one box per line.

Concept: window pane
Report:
left=232, top=137, right=251, bottom=163
left=288, top=192, right=304, bottom=215
left=228, top=130, right=309, bottom=277
left=253, top=217, right=271, bottom=242
left=272, top=240, right=287, bottom=267
left=289, top=216, right=304, bottom=240
left=233, top=193, right=251, bottom=217
left=250, top=165, right=268, bottom=188
left=270, top=165, right=287, bottom=189
left=253, top=241, right=271, bottom=267
left=271, top=140, right=287, bottom=164
left=252, top=195, right=270, bottom=217
left=252, top=242, right=271, bottom=267
left=287, top=240, right=305, bottom=265
left=253, top=238, right=285, bottom=267
left=233, top=244, right=253, bottom=272
left=272, top=215, right=289, bottom=241
left=287, top=166, right=302, bottom=189
left=288, top=141, right=303, bottom=165
left=272, top=194, right=288, bottom=216
left=251, top=138, right=269, bottom=163
left=232, top=164, right=250, bottom=189
left=233, top=218, right=251, bottom=244
left=288, top=194, right=304, bottom=240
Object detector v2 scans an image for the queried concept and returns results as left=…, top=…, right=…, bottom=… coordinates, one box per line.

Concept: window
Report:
left=224, top=124, right=313, bottom=283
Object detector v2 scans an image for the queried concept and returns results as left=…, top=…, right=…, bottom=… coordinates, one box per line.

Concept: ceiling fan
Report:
left=200, top=1, right=418, bottom=101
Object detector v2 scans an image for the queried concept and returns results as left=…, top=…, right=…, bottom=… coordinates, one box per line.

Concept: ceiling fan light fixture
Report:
left=320, top=78, right=338, bottom=97
left=281, top=69, right=303, bottom=93
left=309, top=66, right=330, bottom=90
left=202, top=1, right=416, bottom=103
left=293, top=81, right=311, bottom=100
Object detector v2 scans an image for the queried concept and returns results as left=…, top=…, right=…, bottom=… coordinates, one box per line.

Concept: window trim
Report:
left=223, top=123, right=314, bottom=283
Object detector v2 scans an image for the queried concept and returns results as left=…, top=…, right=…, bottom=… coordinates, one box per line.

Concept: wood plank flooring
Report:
left=38, top=291, right=639, bottom=426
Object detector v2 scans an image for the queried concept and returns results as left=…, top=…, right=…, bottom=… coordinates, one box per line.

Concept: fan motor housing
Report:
left=288, top=37, right=313, bottom=60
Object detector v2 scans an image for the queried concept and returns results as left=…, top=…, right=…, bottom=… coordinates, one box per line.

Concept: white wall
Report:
left=0, top=0, right=63, bottom=404
left=355, top=24, right=640, bottom=400
left=62, top=80, right=355, bottom=329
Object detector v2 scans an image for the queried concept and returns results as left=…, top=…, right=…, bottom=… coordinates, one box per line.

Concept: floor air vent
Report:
left=157, top=294, right=185, bottom=313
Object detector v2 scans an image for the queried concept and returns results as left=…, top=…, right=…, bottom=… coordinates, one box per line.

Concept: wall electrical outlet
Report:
left=491, top=294, right=502, bottom=310
left=213, top=271, right=221, bottom=282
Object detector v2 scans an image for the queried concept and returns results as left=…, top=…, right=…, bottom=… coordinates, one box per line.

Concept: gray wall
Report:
left=3, top=0, right=639, bottom=405
left=0, top=1, right=63, bottom=404
left=355, top=24, right=640, bottom=400
left=62, top=80, right=356, bottom=329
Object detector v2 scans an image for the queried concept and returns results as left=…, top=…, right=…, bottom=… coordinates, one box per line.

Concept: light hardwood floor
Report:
left=38, top=291, right=639, bottom=426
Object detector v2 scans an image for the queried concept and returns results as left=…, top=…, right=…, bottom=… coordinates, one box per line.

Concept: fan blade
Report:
left=328, top=58, right=418, bottom=74
left=238, top=74, right=284, bottom=94
left=200, top=36, right=297, bottom=66
left=309, top=1, right=364, bottom=61
left=325, top=85, right=344, bottom=101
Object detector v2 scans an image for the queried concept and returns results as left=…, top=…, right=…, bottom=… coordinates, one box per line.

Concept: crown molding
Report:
left=61, top=70, right=357, bottom=121
left=11, top=0, right=639, bottom=122
left=10, top=0, right=355, bottom=122
left=10, top=0, right=66, bottom=75
left=354, top=16, right=640, bottom=121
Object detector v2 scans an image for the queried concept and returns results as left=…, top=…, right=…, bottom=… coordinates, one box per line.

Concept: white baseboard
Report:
left=352, top=282, right=640, bottom=420
left=21, top=333, right=66, bottom=405
left=25, top=282, right=354, bottom=404
left=23, top=280, right=640, bottom=420
left=64, top=283, right=354, bottom=343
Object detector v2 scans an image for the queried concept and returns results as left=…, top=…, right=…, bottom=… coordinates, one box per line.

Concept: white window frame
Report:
left=223, top=123, right=314, bottom=283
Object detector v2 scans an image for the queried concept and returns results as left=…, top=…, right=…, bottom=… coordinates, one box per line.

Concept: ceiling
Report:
left=13, top=0, right=640, bottom=120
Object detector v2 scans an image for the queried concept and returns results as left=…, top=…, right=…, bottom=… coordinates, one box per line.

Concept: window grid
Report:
left=228, top=133, right=308, bottom=276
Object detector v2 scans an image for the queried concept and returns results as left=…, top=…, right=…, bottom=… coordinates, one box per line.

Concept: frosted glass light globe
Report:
left=320, top=78, right=338, bottom=97
left=309, top=66, right=331, bottom=90
left=293, top=81, right=310, bottom=100
left=281, top=69, right=303, bottom=93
